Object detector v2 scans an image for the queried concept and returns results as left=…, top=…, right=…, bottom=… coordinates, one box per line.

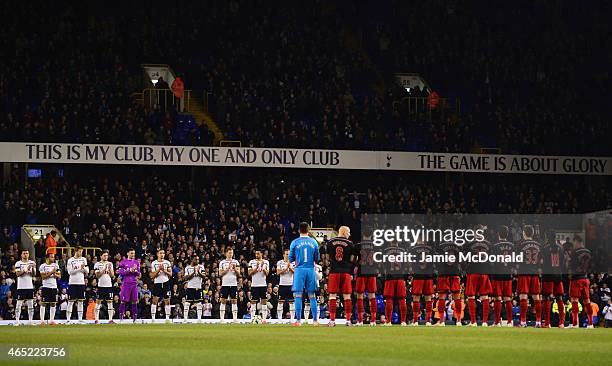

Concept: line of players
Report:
left=349, top=225, right=595, bottom=328
left=12, top=243, right=324, bottom=325
left=13, top=224, right=594, bottom=328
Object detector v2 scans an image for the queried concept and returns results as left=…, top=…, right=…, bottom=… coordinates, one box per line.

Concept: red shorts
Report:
left=412, top=279, right=434, bottom=296
left=355, top=276, right=377, bottom=293
left=491, top=279, right=513, bottom=298
left=465, top=274, right=492, bottom=296
left=569, top=278, right=590, bottom=300
left=383, top=279, right=407, bottom=298
left=328, top=273, right=352, bottom=294
left=437, top=276, right=461, bottom=293
left=542, top=281, right=564, bottom=296
left=517, top=275, right=541, bottom=295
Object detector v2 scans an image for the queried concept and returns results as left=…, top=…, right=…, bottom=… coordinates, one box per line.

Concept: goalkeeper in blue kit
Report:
left=288, top=222, right=320, bottom=326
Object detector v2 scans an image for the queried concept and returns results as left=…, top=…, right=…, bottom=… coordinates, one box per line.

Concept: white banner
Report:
left=1, top=142, right=610, bottom=175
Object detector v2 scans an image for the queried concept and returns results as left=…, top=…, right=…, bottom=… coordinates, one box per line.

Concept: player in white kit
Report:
left=14, top=249, right=36, bottom=326
left=276, top=248, right=295, bottom=320
left=248, top=249, right=270, bottom=322
left=150, top=249, right=173, bottom=321
left=183, top=255, right=206, bottom=322
left=218, top=247, right=240, bottom=323
left=94, top=250, right=115, bottom=323
left=39, top=252, right=61, bottom=325
left=66, top=246, right=89, bottom=323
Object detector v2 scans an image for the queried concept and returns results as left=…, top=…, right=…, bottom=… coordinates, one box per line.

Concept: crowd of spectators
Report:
left=0, top=169, right=609, bottom=323
left=1, top=2, right=609, bottom=154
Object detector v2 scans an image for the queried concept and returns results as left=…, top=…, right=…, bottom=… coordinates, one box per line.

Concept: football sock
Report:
left=66, top=301, right=74, bottom=320
left=27, top=299, right=34, bottom=321
left=357, top=298, right=364, bottom=322
left=345, top=299, right=352, bottom=322
left=40, top=304, right=46, bottom=322
left=425, top=300, right=433, bottom=323
left=505, top=301, right=513, bottom=324
left=304, top=304, right=311, bottom=320
left=119, top=303, right=125, bottom=319
left=184, top=303, right=190, bottom=320
left=107, top=301, right=114, bottom=320
left=77, top=301, right=83, bottom=320
left=49, top=305, right=56, bottom=321
left=571, top=301, right=579, bottom=326
left=15, top=300, right=23, bottom=321
left=250, top=302, right=257, bottom=319
left=309, top=297, right=318, bottom=321
left=384, top=298, right=393, bottom=323
left=294, top=297, right=303, bottom=321
left=231, top=303, right=238, bottom=320
left=95, top=303, right=101, bottom=320
left=219, top=303, right=225, bottom=319
left=437, top=299, right=446, bottom=322
left=468, top=298, right=477, bottom=324
left=151, top=304, right=157, bottom=319
left=277, top=301, right=284, bottom=319
left=196, top=303, right=202, bottom=320
left=399, top=299, right=407, bottom=324
left=519, top=299, right=528, bottom=324
left=260, top=301, right=267, bottom=320
left=329, top=299, right=337, bottom=321
left=289, top=302, right=295, bottom=320
left=543, top=299, right=551, bottom=326
left=412, top=301, right=420, bottom=323
left=164, top=305, right=171, bottom=319
left=557, top=300, right=565, bottom=326
left=454, top=299, right=463, bottom=323
left=482, top=299, right=490, bottom=325
left=494, top=300, right=502, bottom=324
left=585, top=303, right=593, bottom=325
left=370, top=298, right=378, bottom=322
left=534, top=300, right=542, bottom=323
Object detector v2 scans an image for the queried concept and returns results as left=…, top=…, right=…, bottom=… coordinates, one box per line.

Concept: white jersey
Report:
left=151, top=260, right=171, bottom=284
left=67, top=257, right=88, bottom=285
left=185, top=264, right=205, bottom=289
left=94, top=261, right=113, bottom=288
left=219, top=259, right=240, bottom=287
left=39, top=262, right=60, bottom=288
left=276, top=259, right=294, bottom=286
left=15, top=260, right=36, bottom=289
left=248, top=259, right=269, bottom=287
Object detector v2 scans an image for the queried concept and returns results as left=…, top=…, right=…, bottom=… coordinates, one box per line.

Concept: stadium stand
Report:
left=1, top=2, right=609, bottom=154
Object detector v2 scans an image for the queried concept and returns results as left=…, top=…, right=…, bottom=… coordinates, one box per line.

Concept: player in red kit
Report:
left=465, top=229, right=493, bottom=327
left=435, top=241, right=463, bottom=326
left=490, top=226, right=515, bottom=327
left=354, top=227, right=378, bottom=326
left=541, top=233, right=566, bottom=328
left=326, top=226, right=354, bottom=327
left=515, top=225, right=543, bottom=327
left=410, top=239, right=435, bottom=326
left=568, top=235, right=593, bottom=328
left=382, top=242, right=408, bottom=326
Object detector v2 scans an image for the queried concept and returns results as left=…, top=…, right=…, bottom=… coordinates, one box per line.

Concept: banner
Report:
left=1, top=142, right=610, bottom=175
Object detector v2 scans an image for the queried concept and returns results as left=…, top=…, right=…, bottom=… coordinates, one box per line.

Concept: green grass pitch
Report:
left=0, top=324, right=607, bottom=366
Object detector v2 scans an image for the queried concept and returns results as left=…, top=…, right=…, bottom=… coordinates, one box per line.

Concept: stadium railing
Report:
left=47, top=246, right=102, bottom=258
left=143, top=88, right=192, bottom=113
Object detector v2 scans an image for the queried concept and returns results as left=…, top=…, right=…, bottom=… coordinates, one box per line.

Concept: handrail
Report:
left=47, top=246, right=102, bottom=257
left=142, top=88, right=191, bottom=113
left=392, top=96, right=460, bottom=122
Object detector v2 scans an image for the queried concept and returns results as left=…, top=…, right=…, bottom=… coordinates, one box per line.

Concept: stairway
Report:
left=187, top=93, right=224, bottom=144
left=132, top=90, right=224, bottom=144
